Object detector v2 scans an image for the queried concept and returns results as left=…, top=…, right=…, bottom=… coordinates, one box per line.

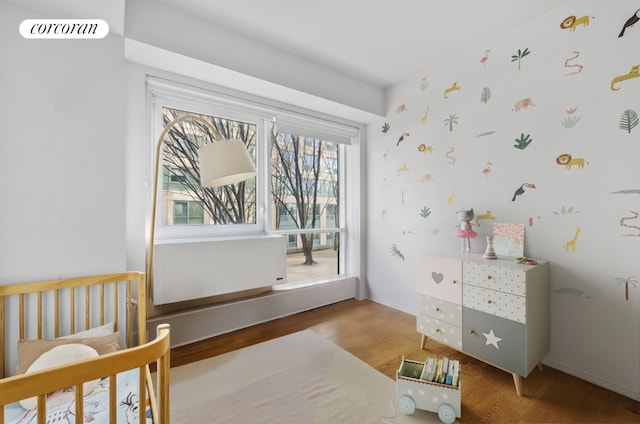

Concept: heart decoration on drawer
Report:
left=431, top=272, right=444, bottom=284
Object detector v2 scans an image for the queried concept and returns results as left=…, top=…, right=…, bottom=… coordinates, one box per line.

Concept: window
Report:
left=271, top=121, right=346, bottom=284
left=149, top=78, right=358, bottom=287
left=150, top=85, right=264, bottom=239
left=159, top=106, right=257, bottom=228
left=173, top=200, right=204, bottom=225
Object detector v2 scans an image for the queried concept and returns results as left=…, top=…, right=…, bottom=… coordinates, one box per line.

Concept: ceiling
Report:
left=156, top=0, right=573, bottom=88
left=6, top=0, right=572, bottom=89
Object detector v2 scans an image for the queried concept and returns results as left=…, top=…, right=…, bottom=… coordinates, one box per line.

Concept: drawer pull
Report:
left=452, top=280, right=458, bottom=284
left=487, top=275, right=493, bottom=280
left=487, top=299, right=493, bottom=304
left=435, top=307, right=441, bottom=312
left=435, top=328, right=441, bottom=333
left=468, top=329, right=475, bottom=335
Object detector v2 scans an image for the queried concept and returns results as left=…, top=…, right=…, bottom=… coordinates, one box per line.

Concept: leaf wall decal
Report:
left=480, top=86, right=491, bottom=104
left=619, top=109, right=639, bottom=133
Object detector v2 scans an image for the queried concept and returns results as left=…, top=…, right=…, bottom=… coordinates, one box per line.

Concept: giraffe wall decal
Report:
left=447, top=187, right=456, bottom=206
left=564, top=228, right=581, bottom=252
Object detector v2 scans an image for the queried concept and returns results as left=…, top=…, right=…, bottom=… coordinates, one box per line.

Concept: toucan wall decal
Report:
left=512, top=183, right=536, bottom=201
left=619, top=9, right=640, bottom=38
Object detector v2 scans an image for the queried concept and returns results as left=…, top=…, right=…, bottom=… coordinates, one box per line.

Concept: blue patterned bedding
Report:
left=3, top=368, right=153, bottom=424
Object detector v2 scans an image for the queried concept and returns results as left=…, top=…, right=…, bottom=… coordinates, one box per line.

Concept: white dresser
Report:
left=416, top=251, right=549, bottom=396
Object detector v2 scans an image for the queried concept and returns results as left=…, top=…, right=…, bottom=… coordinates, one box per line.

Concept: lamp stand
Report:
left=146, top=115, right=222, bottom=310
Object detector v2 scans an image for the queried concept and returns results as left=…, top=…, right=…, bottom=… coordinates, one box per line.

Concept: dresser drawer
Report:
left=463, top=307, right=526, bottom=376
left=417, top=294, right=462, bottom=326
left=463, top=284, right=526, bottom=323
left=463, top=262, right=525, bottom=296
left=417, top=312, right=463, bottom=350
left=417, top=255, right=462, bottom=304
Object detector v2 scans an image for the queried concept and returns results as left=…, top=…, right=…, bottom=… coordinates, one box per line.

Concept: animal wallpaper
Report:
left=365, top=0, right=639, bottom=400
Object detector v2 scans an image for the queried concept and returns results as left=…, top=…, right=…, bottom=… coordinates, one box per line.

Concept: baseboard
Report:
left=366, top=296, right=416, bottom=316
left=147, top=277, right=356, bottom=347
left=542, top=358, right=640, bottom=402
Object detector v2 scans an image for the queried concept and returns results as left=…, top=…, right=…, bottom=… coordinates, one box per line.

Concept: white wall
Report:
left=366, top=0, right=639, bottom=400
left=124, top=0, right=384, bottom=118
left=0, top=2, right=127, bottom=282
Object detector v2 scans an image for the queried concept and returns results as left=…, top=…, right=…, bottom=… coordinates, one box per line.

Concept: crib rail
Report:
left=0, top=272, right=146, bottom=378
left=0, top=324, right=170, bottom=424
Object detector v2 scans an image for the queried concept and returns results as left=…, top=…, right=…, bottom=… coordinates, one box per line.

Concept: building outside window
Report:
left=173, top=200, right=205, bottom=225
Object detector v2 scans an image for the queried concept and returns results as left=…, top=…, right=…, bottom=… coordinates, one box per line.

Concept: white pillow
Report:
left=19, top=344, right=100, bottom=410
left=59, top=322, right=114, bottom=339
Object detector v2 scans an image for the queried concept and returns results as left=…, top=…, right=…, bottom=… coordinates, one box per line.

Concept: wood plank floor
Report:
left=170, top=299, right=639, bottom=423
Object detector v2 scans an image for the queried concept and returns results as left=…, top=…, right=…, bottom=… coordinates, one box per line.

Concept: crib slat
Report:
left=37, top=395, right=45, bottom=424
left=85, top=285, right=90, bottom=330
left=54, top=288, right=60, bottom=338
left=138, top=278, right=147, bottom=344
left=109, top=374, right=117, bottom=424
left=100, top=283, right=105, bottom=326
left=37, top=291, right=43, bottom=339
left=139, top=366, right=145, bottom=423
left=19, top=294, right=24, bottom=340
left=75, top=384, right=83, bottom=424
left=127, top=283, right=132, bottom=348
left=114, top=283, right=119, bottom=335
left=70, top=287, right=76, bottom=334
left=159, top=351, right=171, bottom=422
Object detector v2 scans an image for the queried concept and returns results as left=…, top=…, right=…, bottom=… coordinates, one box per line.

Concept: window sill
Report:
left=272, top=275, right=354, bottom=291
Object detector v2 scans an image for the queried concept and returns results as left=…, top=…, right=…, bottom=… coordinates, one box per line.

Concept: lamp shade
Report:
left=198, top=139, right=257, bottom=187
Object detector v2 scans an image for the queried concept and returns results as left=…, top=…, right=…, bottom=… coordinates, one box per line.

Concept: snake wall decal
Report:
left=564, top=51, right=583, bottom=76
left=620, top=210, right=640, bottom=236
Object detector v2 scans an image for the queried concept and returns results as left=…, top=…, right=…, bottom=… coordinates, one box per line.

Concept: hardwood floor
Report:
left=170, top=299, right=639, bottom=423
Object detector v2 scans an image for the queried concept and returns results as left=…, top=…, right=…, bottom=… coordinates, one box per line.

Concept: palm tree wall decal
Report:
left=444, top=113, right=459, bottom=132
left=511, top=47, right=531, bottom=71
left=615, top=276, right=638, bottom=300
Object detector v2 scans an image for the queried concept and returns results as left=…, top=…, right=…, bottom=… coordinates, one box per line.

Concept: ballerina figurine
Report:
left=455, top=208, right=478, bottom=252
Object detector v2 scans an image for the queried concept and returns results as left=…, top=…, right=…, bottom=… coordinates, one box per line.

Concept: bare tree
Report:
left=271, top=131, right=338, bottom=265
left=161, top=108, right=256, bottom=225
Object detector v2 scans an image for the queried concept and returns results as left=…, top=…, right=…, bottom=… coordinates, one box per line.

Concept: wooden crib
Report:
left=0, top=272, right=170, bottom=424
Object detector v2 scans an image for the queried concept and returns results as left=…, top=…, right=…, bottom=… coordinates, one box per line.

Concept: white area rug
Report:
left=169, top=330, right=454, bottom=423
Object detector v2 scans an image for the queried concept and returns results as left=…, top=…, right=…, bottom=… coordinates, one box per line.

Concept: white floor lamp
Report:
left=146, top=115, right=257, bottom=307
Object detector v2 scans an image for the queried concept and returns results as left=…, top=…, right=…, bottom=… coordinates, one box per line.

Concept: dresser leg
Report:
left=512, top=373, right=523, bottom=396
left=420, top=334, right=428, bottom=350
left=537, top=362, right=544, bottom=372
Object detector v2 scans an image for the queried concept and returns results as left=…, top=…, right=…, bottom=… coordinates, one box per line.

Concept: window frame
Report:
left=269, top=118, right=350, bottom=283
left=147, top=77, right=361, bottom=285
left=149, top=85, right=266, bottom=241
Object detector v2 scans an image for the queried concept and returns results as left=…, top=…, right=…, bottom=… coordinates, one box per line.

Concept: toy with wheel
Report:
left=437, top=403, right=457, bottom=424
left=398, top=394, right=416, bottom=415
left=396, top=356, right=461, bottom=423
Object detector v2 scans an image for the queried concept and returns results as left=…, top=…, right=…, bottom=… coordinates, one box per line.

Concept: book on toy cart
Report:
left=396, top=356, right=461, bottom=424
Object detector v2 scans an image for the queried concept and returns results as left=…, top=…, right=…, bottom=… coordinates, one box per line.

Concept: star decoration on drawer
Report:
left=483, top=329, right=503, bottom=350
